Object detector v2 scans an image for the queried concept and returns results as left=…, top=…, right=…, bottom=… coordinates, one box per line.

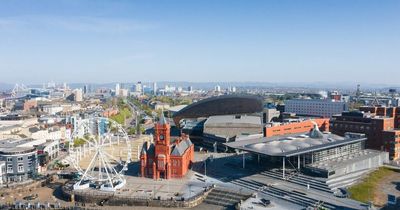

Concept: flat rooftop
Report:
left=0, top=138, right=37, bottom=154
left=225, top=130, right=367, bottom=157
left=205, top=114, right=261, bottom=126
left=307, top=149, right=385, bottom=171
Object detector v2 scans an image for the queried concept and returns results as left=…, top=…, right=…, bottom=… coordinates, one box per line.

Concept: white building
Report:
left=285, top=99, right=348, bottom=118
left=120, top=89, right=129, bottom=97
left=74, top=89, right=83, bottom=102
left=215, top=85, right=221, bottom=92
left=153, top=82, right=157, bottom=95
left=134, top=82, right=143, bottom=93
left=30, top=127, right=62, bottom=141
left=115, top=83, right=120, bottom=96
left=0, top=161, right=5, bottom=185
left=43, top=105, right=64, bottom=115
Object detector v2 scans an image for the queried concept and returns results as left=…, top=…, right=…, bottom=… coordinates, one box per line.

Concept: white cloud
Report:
left=0, top=15, right=158, bottom=33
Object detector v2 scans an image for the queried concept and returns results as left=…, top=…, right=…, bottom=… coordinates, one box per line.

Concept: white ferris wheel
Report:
left=68, top=117, right=131, bottom=191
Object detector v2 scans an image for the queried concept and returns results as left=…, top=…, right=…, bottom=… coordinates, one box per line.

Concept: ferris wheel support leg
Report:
left=79, top=146, right=83, bottom=159
left=76, top=150, right=98, bottom=188
left=102, top=152, right=125, bottom=182
left=83, top=144, right=86, bottom=157
left=99, top=152, right=114, bottom=189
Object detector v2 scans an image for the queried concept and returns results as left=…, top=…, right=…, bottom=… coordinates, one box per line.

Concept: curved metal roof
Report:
left=172, top=95, right=263, bottom=126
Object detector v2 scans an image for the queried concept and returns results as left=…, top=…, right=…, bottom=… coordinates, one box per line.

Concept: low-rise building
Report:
left=285, top=99, right=348, bottom=118
left=264, top=118, right=329, bottom=137
left=202, top=115, right=262, bottom=151
left=0, top=161, right=5, bottom=185
left=23, top=100, right=38, bottom=112
left=140, top=115, right=194, bottom=179
left=226, top=125, right=388, bottom=182
left=103, top=108, right=119, bottom=117
left=0, top=139, right=38, bottom=183
left=263, top=104, right=281, bottom=123
left=204, top=115, right=262, bottom=138
left=0, top=125, right=22, bottom=140
left=30, top=127, right=62, bottom=140
left=42, top=105, right=64, bottom=115
left=331, top=107, right=400, bottom=160
left=153, top=102, right=170, bottom=111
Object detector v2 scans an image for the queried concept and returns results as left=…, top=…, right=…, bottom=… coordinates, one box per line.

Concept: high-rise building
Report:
left=74, top=89, right=83, bottom=102
left=215, top=85, right=221, bottom=92
left=188, top=86, right=193, bottom=92
left=115, top=83, right=120, bottom=96
left=83, top=84, right=89, bottom=94
left=135, top=81, right=143, bottom=93
left=153, top=82, right=157, bottom=95
left=120, top=89, right=129, bottom=97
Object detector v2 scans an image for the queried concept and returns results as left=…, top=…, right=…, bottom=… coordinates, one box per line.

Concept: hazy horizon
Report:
left=1, top=0, right=399, bottom=84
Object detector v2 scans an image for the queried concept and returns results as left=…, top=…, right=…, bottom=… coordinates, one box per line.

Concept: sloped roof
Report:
left=141, top=141, right=155, bottom=156
left=159, top=112, right=168, bottom=125
left=171, top=139, right=193, bottom=156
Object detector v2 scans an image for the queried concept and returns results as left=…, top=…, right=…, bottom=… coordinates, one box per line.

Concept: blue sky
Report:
left=0, top=0, right=399, bottom=84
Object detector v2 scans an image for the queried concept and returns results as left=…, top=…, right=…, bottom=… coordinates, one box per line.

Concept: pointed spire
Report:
left=158, top=109, right=168, bottom=125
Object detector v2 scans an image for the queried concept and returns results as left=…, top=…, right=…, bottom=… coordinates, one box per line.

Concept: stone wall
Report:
left=61, top=185, right=214, bottom=208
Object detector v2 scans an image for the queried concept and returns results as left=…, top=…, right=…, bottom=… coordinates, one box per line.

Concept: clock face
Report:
left=159, top=135, right=164, bottom=140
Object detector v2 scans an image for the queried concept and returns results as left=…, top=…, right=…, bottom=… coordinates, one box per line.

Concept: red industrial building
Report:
left=140, top=115, right=194, bottom=179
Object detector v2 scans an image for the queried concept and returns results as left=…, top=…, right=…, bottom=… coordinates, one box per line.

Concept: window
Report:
left=158, top=160, right=164, bottom=168
left=17, top=157, right=23, bottom=162
left=7, top=165, right=13, bottom=173
left=7, top=157, right=12, bottom=162
left=18, top=163, right=24, bottom=172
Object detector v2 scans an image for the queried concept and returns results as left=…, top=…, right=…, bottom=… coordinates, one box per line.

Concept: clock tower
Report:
left=153, top=113, right=171, bottom=179
left=140, top=112, right=194, bottom=180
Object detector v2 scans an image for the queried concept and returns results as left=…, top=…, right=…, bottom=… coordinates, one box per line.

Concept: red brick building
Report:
left=331, top=106, right=400, bottom=159
left=103, top=108, right=119, bottom=117
left=23, top=100, right=37, bottom=112
left=140, top=115, right=194, bottom=179
left=382, top=130, right=400, bottom=160
left=264, top=118, right=329, bottom=137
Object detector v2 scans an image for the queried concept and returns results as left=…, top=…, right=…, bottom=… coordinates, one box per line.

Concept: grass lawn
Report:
left=110, top=107, right=132, bottom=125
left=348, top=167, right=400, bottom=203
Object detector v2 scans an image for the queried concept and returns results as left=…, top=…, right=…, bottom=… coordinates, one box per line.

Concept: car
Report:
left=333, top=188, right=349, bottom=198
left=260, top=198, right=271, bottom=205
left=23, top=194, right=38, bottom=200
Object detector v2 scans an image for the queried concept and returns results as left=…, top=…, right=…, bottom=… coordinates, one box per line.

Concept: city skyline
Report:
left=0, top=0, right=399, bottom=84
